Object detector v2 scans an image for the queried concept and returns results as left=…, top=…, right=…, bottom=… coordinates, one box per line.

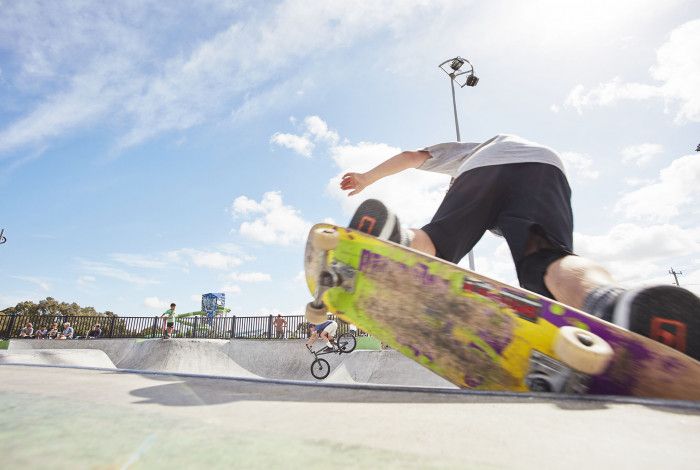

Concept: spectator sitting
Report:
left=88, top=323, right=102, bottom=339
left=47, top=323, right=59, bottom=339
left=19, top=322, right=34, bottom=338
left=35, top=325, right=48, bottom=339
left=57, top=322, right=74, bottom=340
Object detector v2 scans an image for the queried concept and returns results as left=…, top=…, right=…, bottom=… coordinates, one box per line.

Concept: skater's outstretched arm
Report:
left=341, top=150, right=429, bottom=196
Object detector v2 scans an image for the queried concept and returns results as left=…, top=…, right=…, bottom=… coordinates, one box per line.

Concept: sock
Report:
left=582, top=286, right=626, bottom=322
left=400, top=228, right=415, bottom=247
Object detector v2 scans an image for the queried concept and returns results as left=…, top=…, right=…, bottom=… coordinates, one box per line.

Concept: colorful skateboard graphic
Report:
left=304, top=223, right=700, bottom=400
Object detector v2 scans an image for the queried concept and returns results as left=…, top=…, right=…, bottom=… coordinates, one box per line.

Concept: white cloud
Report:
left=226, top=272, right=272, bottom=282
left=231, top=77, right=314, bottom=122
left=651, top=19, right=700, bottom=123
left=0, top=1, right=433, bottom=154
left=304, top=115, right=339, bottom=144
left=269, top=115, right=339, bottom=157
left=564, top=79, right=661, bottom=113
left=614, top=154, right=700, bottom=221
left=110, top=253, right=169, bottom=269
left=559, top=151, right=600, bottom=181
left=77, top=275, right=96, bottom=287
left=0, top=62, right=134, bottom=154
left=270, top=132, right=314, bottom=157
left=231, top=195, right=264, bottom=215
left=562, top=19, right=700, bottom=123
left=79, top=260, right=159, bottom=286
left=621, top=143, right=663, bottom=166
left=144, top=296, right=169, bottom=310
left=575, top=223, right=700, bottom=288
left=624, top=177, right=654, bottom=187
left=11, top=275, right=51, bottom=292
left=106, top=246, right=248, bottom=274
left=168, top=248, right=243, bottom=270
left=327, top=141, right=449, bottom=227
left=576, top=223, right=699, bottom=262
left=221, top=284, right=241, bottom=295
left=232, top=191, right=311, bottom=245
left=469, top=239, right=518, bottom=287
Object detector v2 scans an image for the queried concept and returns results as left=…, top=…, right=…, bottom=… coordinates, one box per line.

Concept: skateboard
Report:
left=304, top=223, right=700, bottom=400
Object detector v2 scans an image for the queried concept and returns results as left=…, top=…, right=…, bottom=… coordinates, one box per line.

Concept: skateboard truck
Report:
left=306, top=228, right=356, bottom=322
left=311, top=262, right=356, bottom=302
left=525, top=350, right=590, bottom=394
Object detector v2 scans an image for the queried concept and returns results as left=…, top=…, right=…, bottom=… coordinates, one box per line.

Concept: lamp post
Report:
left=438, top=56, right=479, bottom=270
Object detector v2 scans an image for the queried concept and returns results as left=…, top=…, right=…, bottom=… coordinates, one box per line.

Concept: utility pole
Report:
left=669, top=268, right=683, bottom=286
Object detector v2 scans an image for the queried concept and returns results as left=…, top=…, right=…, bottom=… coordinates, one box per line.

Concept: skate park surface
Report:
left=2, top=338, right=456, bottom=386
left=2, top=339, right=700, bottom=469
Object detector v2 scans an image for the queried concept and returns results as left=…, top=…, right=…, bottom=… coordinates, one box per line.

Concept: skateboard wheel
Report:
left=305, top=302, right=328, bottom=323
left=312, top=228, right=339, bottom=251
left=554, top=326, right=613, bottom=375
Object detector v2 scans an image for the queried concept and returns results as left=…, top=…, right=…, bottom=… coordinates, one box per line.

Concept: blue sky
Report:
left=1, top=1, right=699, bottom=317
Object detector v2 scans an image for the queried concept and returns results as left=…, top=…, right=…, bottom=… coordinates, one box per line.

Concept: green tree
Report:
left=1, top=297, right=117, bottom=317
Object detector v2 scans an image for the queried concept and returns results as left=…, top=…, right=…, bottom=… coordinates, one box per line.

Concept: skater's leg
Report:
left=544, top=255, right=615, bottom=310
left=408, top=229, right=436, bottom=256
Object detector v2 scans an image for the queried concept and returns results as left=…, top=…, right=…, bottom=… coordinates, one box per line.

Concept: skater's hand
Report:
left=341, top=172, right=369, bottom=196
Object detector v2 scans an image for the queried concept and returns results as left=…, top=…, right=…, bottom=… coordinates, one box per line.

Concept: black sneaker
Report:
left=612, top=285, right=700, bottom=361
left=349, top=199, right=403, bottom=244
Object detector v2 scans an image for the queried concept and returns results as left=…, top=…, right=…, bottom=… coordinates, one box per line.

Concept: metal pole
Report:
left=449, top=75, right=475, bottom=271
left=451, top=77, right=461, bottom=142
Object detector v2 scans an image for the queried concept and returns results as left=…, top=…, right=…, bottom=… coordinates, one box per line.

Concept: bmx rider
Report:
left=306, top=319, right=338, bottom=351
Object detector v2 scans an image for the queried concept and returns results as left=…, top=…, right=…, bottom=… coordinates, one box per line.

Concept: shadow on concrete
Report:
left=126, top=371, right=700, bottom=414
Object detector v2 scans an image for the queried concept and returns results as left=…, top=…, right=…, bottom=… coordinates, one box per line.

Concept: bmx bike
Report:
left=307, top=332, right=357, bottom=379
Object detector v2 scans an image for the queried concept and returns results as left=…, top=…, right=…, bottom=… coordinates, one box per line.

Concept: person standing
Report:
left=273, top=314, right=287, bottom=339
left=161, top=303, right=177, bottom=339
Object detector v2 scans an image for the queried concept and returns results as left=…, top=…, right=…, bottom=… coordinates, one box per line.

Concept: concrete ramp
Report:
left=9, top=339, right=260, bottom=378
left=117, top=339, right=260, bottom=378
left=8, top=339, right=454, bottom=386
left=0, top=349, right=116, bottom=369
left=222, top=340, right=344, bottom=380
left=325, top=363, right=358, bottom=384
left=327, top=350, right=456, bottom=388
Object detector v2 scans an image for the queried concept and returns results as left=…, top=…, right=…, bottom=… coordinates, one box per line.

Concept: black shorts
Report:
left=421, top=163, right=574, bottom=298
left=167, top=322, right=174, bottom=327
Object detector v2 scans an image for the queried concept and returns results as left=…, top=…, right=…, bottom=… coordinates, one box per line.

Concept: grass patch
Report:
left=356, top=336, right=382, bottom=350
left=0, top=340, right=9, bottom=350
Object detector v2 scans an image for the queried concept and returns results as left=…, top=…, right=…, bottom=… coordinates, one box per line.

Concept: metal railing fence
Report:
left=0, top=313, right=363, bottom=340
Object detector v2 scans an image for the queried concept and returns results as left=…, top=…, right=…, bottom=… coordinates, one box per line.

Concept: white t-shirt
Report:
left=419, top=134, right=566, bottom=178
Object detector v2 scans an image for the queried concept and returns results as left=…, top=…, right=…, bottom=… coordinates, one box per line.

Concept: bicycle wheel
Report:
left=310, top=358, right=330, bottom=379
left=337, top=332, right=357, bottom=353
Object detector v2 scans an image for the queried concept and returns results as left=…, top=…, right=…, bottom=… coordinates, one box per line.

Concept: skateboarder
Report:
left=340, top=134, right=700, bottom=360
left=306, top=319, right=338, bottom=351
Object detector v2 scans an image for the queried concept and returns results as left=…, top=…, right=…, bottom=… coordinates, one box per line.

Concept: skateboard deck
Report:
left=304, top=223, right=700, bottom=400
